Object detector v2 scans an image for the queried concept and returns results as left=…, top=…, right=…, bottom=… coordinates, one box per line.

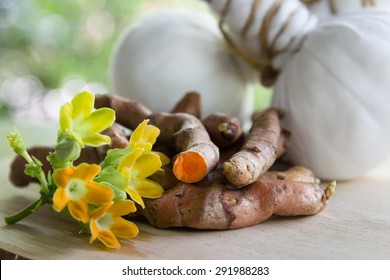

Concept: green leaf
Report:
left=47, top=137, right=81, bottom=168
left=100, top=182, right=127, bottom=200
left=6, top=130, right=26, bottom=155
left=95, top=166, right=128, bottom=190
left=24, top=162, right=43, bottom=179
left=100, top=148, right=127, bottom=169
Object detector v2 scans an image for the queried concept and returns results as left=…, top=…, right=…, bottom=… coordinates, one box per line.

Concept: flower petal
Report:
left=125, top=187, right=145, bottom=208
left=153, top=151, right=170, bottom=166
left=71, top=91, right=94, bottom=118
left=129, top=120, right=147, bottom=148
left=96, top=230, right=121, bottom=249
left=68, top=201, right=89, bottom=223
left=89, top=217, right=100, bottom=243
left=83, top=108, right=115, bottom=133
left=82, top=133, right=111, bottom=147
left=143, top=125, right=160, bottom=146
left=52, top=187, right=71, bottom=212
left=134, top=178, right=164, bottom=198
left=75, top=163, right=101, bottom=182
left=85, top=181, right=114, bottom=205
left=129, top=120, right=161, bottom=152
left=134, top=153, right=162, bottom=178
left=59, top=103, right=73, bottom=132
left=89, top=204, right=109, bottom=220
left=111, top=217, right=139, bottom=238
left=117, top=148, right=143, bottom=172
left=108, top=200, right=136, bottom=216
left=53, top=165, right=77, bottom=187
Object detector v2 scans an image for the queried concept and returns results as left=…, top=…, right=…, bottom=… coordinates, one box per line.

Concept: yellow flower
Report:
left=130, top=119, right=170, bottom=165
left=59, top=91, right=115, bottom=147
left=52, top=163, right=114, bottom=223
left=101, top=119, right=170, bottom=169
left=97, top=120, right=167, bottom=208
left=129, top=119, right=159, bottom=151
left=118, top=149, right=165, bottom=209
left=89, top=200, right=138, bottom=249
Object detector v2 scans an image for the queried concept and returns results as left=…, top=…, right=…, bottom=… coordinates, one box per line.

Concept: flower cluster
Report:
left=5, top=91, right=167, bottom=249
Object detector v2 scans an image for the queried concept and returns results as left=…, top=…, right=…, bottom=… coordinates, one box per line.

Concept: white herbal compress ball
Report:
left=206, top=0, right=390, bottom=180
left=272, top=10, right=390, bottom=180
left=110, top=9, right=257, bottom=123
left=302, top=0, right=390, bottom=20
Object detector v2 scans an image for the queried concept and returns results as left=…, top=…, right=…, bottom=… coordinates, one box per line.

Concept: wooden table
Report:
left=0, top=157, right=389, bottom=260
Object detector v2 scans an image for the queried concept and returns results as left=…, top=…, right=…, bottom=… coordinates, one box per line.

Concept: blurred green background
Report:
left=0, top=0, right=271, bottom=157
left=0, top=0, right=204, bottom=120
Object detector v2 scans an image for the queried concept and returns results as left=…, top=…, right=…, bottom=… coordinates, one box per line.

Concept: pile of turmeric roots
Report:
left=10, top=92, right=335, bottom=230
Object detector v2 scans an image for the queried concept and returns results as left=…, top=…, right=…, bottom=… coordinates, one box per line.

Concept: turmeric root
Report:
left=203, top=113, right=243, bottom=149
left=276, top=129, right=291, bottom=158
left=141, top=166, right=335, bottom=229
left=222, top=108, right=282, bottom=188
left=170, top=91, right=201, bottom=118
left=94, top=94, right=152, bottom=130
left=150, top=112, right=219, bottom=183
left=261, top=166, right=319, bottom=183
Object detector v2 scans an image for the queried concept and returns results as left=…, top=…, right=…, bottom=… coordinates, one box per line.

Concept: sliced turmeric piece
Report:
left=150, top=112, right=219, bottom=183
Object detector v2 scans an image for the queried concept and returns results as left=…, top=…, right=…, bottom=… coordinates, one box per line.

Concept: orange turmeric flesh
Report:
left=173, top=151, right=208, bottom=183
left=150, top=112, right=219, bottom=183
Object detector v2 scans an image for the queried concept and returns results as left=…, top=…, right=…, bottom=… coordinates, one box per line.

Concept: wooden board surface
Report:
left=0, top=158, right=389, bottom=260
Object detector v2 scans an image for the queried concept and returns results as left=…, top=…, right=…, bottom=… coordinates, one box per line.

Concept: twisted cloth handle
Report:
left=207, top=0, right=318, bottom=86
left=301, top=0, right=377, bottom=15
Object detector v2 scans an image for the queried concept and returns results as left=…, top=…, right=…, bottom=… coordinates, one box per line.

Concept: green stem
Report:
left=21, top=150, right=33, bottom=165
left=36, top=171, right=49, bottom=195
left=4, top=199, right=44, bottom=225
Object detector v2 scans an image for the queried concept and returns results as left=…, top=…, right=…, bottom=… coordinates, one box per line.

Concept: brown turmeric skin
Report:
left=96, top=123, right=129, bottom=157
left=203, top=113, right=243, bottom=149
left=94, top=94, right=152, bottom=130
left=170, top=91, right=201, bottom=118
left=141, top=166, right=335, bottom=229
left=260, top=166, right=319, bottom=183
left=222, top=108, right=282, bottom=188
left=276, top=129, right=291, bottom=158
